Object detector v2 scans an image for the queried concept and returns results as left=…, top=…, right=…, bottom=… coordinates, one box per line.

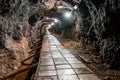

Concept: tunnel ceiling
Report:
left=0, top=0, right=106, bottom=18
left=63, top=0, right=105, bottom=6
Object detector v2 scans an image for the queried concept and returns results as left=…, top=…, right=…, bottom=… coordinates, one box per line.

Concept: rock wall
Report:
left=78, top=0, right=120, bottom=68
left=0, top=0, right=120, bottom=77
left=0, top=0, right=43, bottom=77
left=56, top=0, right=120, bottom=68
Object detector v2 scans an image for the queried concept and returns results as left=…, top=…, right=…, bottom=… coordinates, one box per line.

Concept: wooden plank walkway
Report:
left=34, top=31, right=101, bottom=80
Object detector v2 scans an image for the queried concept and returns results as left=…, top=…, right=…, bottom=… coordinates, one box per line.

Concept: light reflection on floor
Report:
left=34, top=31, right=100, bottom=80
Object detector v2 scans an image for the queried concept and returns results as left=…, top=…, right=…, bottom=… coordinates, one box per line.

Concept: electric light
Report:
left=64, top=12, right=72, bottom=18
left=57, top=6, right=64, bottom=9
left=54, top=19, right=59, bottom=23
left=51, top=22, right=55, bottom=26
left=74, top=5, right=78, bottom=10
left=46, top=25, right=51, bottom=30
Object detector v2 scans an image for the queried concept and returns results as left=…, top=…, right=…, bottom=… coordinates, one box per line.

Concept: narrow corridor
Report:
left=1, top=0, right=120, bottom=80
left=34, top=31, right=100, bottom=80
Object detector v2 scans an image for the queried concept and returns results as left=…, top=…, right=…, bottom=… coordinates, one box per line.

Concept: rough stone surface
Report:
left=0, top=0, right=120, bottom=78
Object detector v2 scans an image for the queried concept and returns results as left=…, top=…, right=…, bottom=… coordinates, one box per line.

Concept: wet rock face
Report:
left=0, top=0, right=47, bottom=76
left=77, top=0, right=120, bottom=68
left=0, top=0, right=10, bottom=16
left=90, top=0, right=105, bottom=8
left=0, top=0, right=44, bottom=52
left=29, top=0, right=38, bottom=4
left=0, top=0, right=27, bottom=48
left=0, top=0, right=31, bottom=77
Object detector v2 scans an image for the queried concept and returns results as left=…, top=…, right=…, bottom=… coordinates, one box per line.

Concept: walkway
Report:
left=34, top=31, right=100, bottom=80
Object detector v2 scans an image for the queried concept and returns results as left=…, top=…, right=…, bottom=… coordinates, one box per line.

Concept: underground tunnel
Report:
left=0, top=0, right=120, bottom=80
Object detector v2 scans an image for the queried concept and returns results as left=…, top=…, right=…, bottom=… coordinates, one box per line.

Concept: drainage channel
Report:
left=0, top=35, right=44, bottom=80
left=25, top=35, right=44, bottom=80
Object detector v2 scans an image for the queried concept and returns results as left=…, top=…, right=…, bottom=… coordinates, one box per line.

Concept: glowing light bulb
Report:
left=74, top=5, right=78, bottom=10
left=51, top=23, right=54, bottom=26
left=54, top=19, right=59, bottom=23
left=64, top=12, right=71, bottom=18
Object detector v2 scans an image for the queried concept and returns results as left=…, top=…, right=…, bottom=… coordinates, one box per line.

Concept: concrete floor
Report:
left=34, top=31, right=101, bottom=80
